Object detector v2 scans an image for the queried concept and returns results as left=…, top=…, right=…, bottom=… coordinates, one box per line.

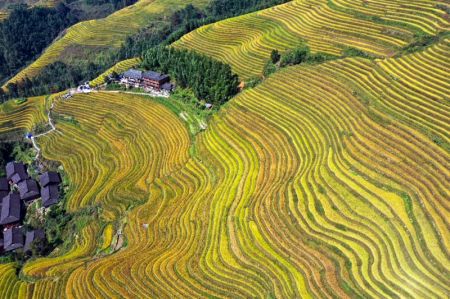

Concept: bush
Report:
left=270, top=49, right=281, bottom=64
left=280, top=46, right=310, bottom=67
left=341, top=47, right=372, bottom=58
left=263, top=61, right=277, bottom=77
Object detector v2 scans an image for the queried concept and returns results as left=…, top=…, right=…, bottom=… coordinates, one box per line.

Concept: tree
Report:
left=270, top=49, right=281, bottom=64
left=280, top=45, right=310, bottom=67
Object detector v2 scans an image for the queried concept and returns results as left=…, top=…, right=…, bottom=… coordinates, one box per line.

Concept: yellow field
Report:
left=0, top=96, right=47, bottom=136
left=3, top=0, right=209, bottom=87
left=0, top=0, right=448, bottom=297
left=175, top=0, right=448, bottom=79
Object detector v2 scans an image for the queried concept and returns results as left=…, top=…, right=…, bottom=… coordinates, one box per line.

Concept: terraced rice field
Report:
left=3, top=0, right=209, bottom=87
left=1, top=37, right=449, bottom=296
left=0, top=0, right=448, bottom=297
left=90, top=58, right=141, bottom=87
left=174, top=0, right=448, bottom=79
left=0, top=96, right=47, bottom=137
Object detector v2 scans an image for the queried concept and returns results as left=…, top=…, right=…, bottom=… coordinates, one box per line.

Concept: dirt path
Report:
left=100, top=90, right=169, bottom=98
left=31, top=96, right=57, bottom=161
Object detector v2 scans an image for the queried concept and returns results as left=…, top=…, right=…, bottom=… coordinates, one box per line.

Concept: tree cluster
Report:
left=206, top=0, right=290, bottom=18
left=83, top=0, right=137, bottom=10
left=0, top=4, right=78, bottom=85
left=1, top=61, right=103, bottom=101
left=142, top=47, right=239, bottom=105
left=1, top=0, right=292, bottom=102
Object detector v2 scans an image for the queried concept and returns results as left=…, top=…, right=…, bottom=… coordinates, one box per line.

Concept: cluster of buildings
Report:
left=120, top=69, right=175, bottom=94
left=0, top=162, right=62, bottom=253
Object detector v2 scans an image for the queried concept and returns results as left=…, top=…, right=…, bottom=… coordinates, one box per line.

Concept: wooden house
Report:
left=18, top=179, right=40, bottom=202
left=0, top=192, right=22, bottom=225
left=6, top=162, right=29, bottom=184
left=142, top=71, right=170, bottom=90
left=41, top=184, right=60, bottom=208
left=39, top=172, right=61, bottom=188
left=3, top=227, right=24, bottom=252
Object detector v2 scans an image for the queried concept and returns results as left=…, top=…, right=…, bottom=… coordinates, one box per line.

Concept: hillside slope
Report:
left=174, top=0, right=448, bottom=79
left=3, top=0, right=209, bottom=87
left=0, top=0, right=448, bottom=298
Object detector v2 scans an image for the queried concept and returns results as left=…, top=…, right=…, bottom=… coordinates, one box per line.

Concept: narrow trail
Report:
left=31, top=96, right=57, bottom=161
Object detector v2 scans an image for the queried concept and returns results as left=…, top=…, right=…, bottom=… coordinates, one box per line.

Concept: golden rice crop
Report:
left=174, top=0, right=448, bottom=79
left=0, top=1, right=448, bottom=298
left=3, top=0, right=209, bottom=87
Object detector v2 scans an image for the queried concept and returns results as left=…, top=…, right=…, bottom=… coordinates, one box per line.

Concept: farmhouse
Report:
left=120, top=68, right=174, bottom=93
left=0, top=177, right=9, bottom=200
left=24, top=229, right=45, bottom=253
left=6, top=162, right=29, bottom=184
left=121, top=69, right=143, bottom=87
left=0, top=192, right=22, bottom=225
left=41, top=184, right=60, bottom=208
left=18, top=179, right=40, bottom=202
left=142, top=71, right=170, bottom=90
left=3, top=227, right=24, bottom=252
left=40, top=171, right=61, bottom=188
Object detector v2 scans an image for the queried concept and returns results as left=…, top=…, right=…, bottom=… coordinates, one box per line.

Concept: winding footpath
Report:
left=31, top=97, right=56, bottom=161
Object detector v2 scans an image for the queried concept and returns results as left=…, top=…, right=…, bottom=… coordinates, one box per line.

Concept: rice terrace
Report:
left=0, top=0, right=448, bottom=298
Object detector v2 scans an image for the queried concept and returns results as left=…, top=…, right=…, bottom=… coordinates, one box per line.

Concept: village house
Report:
left=40, top=171, right=61, bottom=188
left=121, top=69, right=143, bottom=87
left=41, top=184, right=60, bottom=208
left=120, top=68, right=175, bottom=93
left=6, top=162, right=29, bottom=184
left=0, top=177, right=9, bottom=200
left=0, top=192, right=22, bottom=225
left=24, top=229, right=45, bottom=253
left=142, top=71, right=170, bottom=90
left=18, top=179, right=40, bottom=202
left=3, top=227, right=24, bottom=252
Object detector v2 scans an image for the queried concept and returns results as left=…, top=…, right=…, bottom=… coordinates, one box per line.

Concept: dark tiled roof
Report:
left=18, top=179, right=40, bottom=201
left=41, top=185, right=60, bottom=208
left=0, top=192, right=22, bottom=225
left=161, top=82, right=174, bottom=91
left=6, top=162, right=28, bottom=183
left=123, top=69, right=143, bottom=80
left=0, top=177, right=9, bottom=192
left=24, top=229, right=45, bottom=252
left=3, top=227, right=24, bottom=252
left=40, top=172, right=61, bottom=187
left=0, top=191, right=8, bottom=202
left=143, top=71, right=169, bottom=81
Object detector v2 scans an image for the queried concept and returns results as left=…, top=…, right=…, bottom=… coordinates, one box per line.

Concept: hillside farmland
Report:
left=3, top=0, right=209, bottom=87
left=175, top=0, right=448, bottom=79
left=0, top=0, right=448, bottom=297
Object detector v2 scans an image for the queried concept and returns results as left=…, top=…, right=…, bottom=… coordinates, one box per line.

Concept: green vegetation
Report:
left=0, top=4, right=77, bottom=85
left=141, top=46, right=239, bottom=105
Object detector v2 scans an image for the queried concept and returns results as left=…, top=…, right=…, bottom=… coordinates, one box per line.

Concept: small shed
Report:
left=39, top=172, right=61, bottom=188
left=18, top=179, right=40, bottom=202
left=161, top=82, right=175, bottom=92
left=6, top=162, right=29, bottom=184
left=3, top=227, right=24, bottom=252
left=41, top=185, right=60, bottom=208
left=0, top=192, right=22, bottom=225
left=24, top=229, right=46, bottom=253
